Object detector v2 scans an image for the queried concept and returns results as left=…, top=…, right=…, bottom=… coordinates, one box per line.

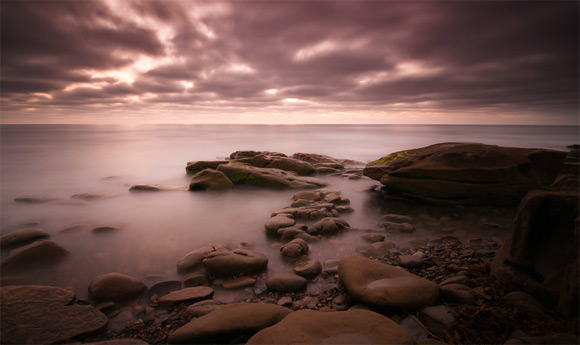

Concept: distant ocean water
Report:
left=1, top=124, right=578, bottom=297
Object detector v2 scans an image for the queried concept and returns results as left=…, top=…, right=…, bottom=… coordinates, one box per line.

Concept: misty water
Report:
left=1, top=124, right=577, bottom=300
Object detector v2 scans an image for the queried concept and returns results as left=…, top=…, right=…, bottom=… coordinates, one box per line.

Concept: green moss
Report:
left=372, top=151, right=409, bottom=165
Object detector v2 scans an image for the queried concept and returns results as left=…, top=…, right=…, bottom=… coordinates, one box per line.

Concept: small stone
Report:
left=311, top=217, right=350, bottom=235
left=293, top=257, right=322, bottom=278
left=92, top=226, right=121, bottom=234
left=222, top=276, right=256, bottom=289
left=185, top=299, right=225, bottom=317
left=383, top=214, right=414, bottom=224
left=330, top=294, right=350, bottom=311
left=361, top=233, right=386, bottom=242
left=380, top=221, right=415, bottom=233
left=265, top=216, right=296, bottom=234
left=439, top=284, right=476, bottom=304
left=355, top=241, right=396, bottom=258
left=157, top=286, right=214, bottom=307
left=266, top=273, right=307, bottom=292
left=280, top=238, right=309, bottom=258
left=420, top=305, right=455, bottom=338
left=400, top=255, right=423, bottom=268
left=439, top=275, right=470, bottom=287
left=503, top=291, right=545, bottom=314
left=88, top=273, right=147, bottom=303
left=277, top=296, right=293, bottom=306
left=293, top=191, right=321, bottom=201
left=183, top=273, right=208, bottom=287
left=400, top=316, right=429, bottom=341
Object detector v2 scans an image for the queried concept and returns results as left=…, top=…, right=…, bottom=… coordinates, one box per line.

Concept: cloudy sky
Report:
left=1, top=0, right=578, bottom=124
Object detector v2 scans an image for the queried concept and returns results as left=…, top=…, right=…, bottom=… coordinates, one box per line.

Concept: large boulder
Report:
left=364, top=143, right=567, bottom=205
left=168, top=303, right=292, bottom=344
left=203, top=249, right=268, bottom=277
left=247, top=309, right=413, bottom=344
left=1, top=285, right=108, bottom=344
left=189, top=169, right=233, bottom=191
left=1, top=240, right=69, bottom=271
left=338, top=256, right=439, bottom=309
left=492, top=190, right=579, bottom=317
left=88, top=273, right=147, bottom=303
left=0, top=227, right=50, bottom=248
left=217, top=162, right=326, bottom=189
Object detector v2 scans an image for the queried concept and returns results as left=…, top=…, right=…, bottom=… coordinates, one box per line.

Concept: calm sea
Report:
left=1, top=124, right=577, bottom=298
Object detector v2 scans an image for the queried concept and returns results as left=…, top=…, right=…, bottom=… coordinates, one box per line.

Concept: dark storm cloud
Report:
left=1, top=0, right=578, bottom=122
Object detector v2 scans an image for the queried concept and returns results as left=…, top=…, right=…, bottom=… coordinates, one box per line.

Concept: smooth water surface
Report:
left=1, top=124, right=577, bottom=298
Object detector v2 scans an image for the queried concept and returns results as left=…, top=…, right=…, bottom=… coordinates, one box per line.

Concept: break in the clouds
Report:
left=1, top=0, right=578, bottom=124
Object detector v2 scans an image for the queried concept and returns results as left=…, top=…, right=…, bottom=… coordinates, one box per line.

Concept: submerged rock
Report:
left=420, top=305, right=455, bottom=338
left=311, top=217, right=350, bottom=235
left=189, top=169, right=233, bottom=191
left=364, top=143, right=567, bottom=205
left=128, top=183, right=168, bottom=192
left=247, top=309, right=413, bottom=344
left=168, top=302, right=292, bottom=344
left=1, top=285, right=108, bottom=344
left=266, top=273, right=308, bottom=292
left=280, top=238, right=309, bottom=258
left=186, top=160, right=229, bottom=175
left=177, top=242, right=229, bottom=273
left=0, top=227, right=50, bottom=248
left=88, top=272, right=147, bottom=303
left=1, top=240, right=69, bottom=270
left=157, top=286, right=214, bottom=307
left=338, top=256, right=439, bottom=309
left=217, top=162, right=326, bottom=189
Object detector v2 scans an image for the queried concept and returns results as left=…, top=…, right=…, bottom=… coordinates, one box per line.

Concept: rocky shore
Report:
left=1, top=144, right=578, bottom=344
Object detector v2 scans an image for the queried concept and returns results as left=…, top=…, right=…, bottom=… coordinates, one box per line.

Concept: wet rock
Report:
left=293, top=257, right=322, bottom=278
left=503, top=291, right=545, bottom=314
left=292, top=190, right=321, bottom=201
left=91, top=226, right=121, bottom=234
left=294, top=296, right=319, bottom=309
left=380, top=221, right=415, bottom=233
left=128, top=184, right=167, bottom=192
left=311, top=217, right=350, bottom=235
left=158, top=286, right=214, bottom=307
left=291, top=153, right=362, bottom=167
left=339, top=256, right=439, bottom=309
left=143, top=280, right=182, bottom=304
left=420, top=305, right=455, bottom=338
left=267, top=273, right=307, bottom=292
left=222, top=276, right=256, bottom=289
left=230, top=150, right=287, bottom=160
left=0, top=285, right=108, bottom=344
left=356, top=241, right=396, bottom=258
left=331, top=294, right=350, bottom=311
left=278, top=227, right=318, bottom=242
left=58, top=223, right=91, bottom=234
left=439, top=284, right=476, bottom=304
left=361, top=232, right=386, bottom=242
left=177, top=242, right=229, bottom=273
left=14, top=196, right=57, bottom=203
left=168, top=302, right=292, bottom=344
left=88, top=273, right=147, bottom=303
left=0, top=227, right=50, bottom=248
left=203, top=249, right=268, bottom=277
left=280, top=238, right=309, bottom=258
left=400, top=254, right=424, bottom=268
left=189, top=169, right=233, bottom=191
left=266, top=157, right=316, bottom=175
left=265, top=216, right=296, bottom=235
left=70, top=192, right=114, bottom=200
left=186, top=160, right=229, bottom=175
left=247, top=309, right=413, bottom=344
left=364, top=143, right=567, bottom=205
left=335, top=205, right=354, bottom=213
left=383, top=214, right=414, bottom=224
left=439, top=275, right=470, bottom=287
left=1, top=240, right=69, bottom=270
left=185, top=299, right=225, bottom=317
left=183, top=272, right=209, bottom=287
left=217, top=162, right=326, bottom=189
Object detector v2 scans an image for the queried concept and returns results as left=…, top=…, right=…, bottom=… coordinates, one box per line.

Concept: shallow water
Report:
left=1, top=124, right=577, bottom=299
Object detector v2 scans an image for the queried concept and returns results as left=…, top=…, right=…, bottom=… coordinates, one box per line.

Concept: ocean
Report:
left=1, top=124, right=577, bottom=299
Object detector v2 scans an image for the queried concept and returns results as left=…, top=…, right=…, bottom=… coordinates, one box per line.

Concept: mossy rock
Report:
left=189, top=169, right=233, bottom=191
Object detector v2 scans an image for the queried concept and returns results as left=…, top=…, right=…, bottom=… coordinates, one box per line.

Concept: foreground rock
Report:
left=492, top=190, right=579, bottom=317
left=266, top=273, right=307, bottom=292
left=168, top=303, right=292, bottom=344
left=1, top=285, right=108, bottom=344
left=338, top=256, right=439, bottom=309
left=364, top=143, right=567, bottom=205
left=1, top=240, right=69, bottom=270
left=247, top=309, right=413, bottom=344
left=189, top=169, right=233, bottom=191
left=202, top=249, right=268, bottom=277
left=217, top=162, right=326, bottom=189
left=88, top=272, right=147, bottom=303
left=0, top=227, right=50, bottom=248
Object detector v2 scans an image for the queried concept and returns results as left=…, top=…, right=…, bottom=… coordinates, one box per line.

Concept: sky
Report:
left=1, top=0, right=578, bottom=125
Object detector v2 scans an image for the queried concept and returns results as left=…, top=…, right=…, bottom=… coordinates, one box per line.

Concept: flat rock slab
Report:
left=168, top=302, right=292, bottom=344
left=88, top=272, right=147, bottom=303
left=157, top=286, right=214, bottom=307
left=203, top=249, right=268, bottom=277
left=177, top=242, right=229, bottom=273
left=0, top=228, right=50, bottom=248
left=185, top=299, right=225, bottom=318
left=1, top=285, right=108, bottom=344
left=247, top=309, right=413, bottom=344
left=420, top=305, right=455, bottom=338
left=338, top=256, right=439, bottom=309
left=363, top=143, right=567, bottom=205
